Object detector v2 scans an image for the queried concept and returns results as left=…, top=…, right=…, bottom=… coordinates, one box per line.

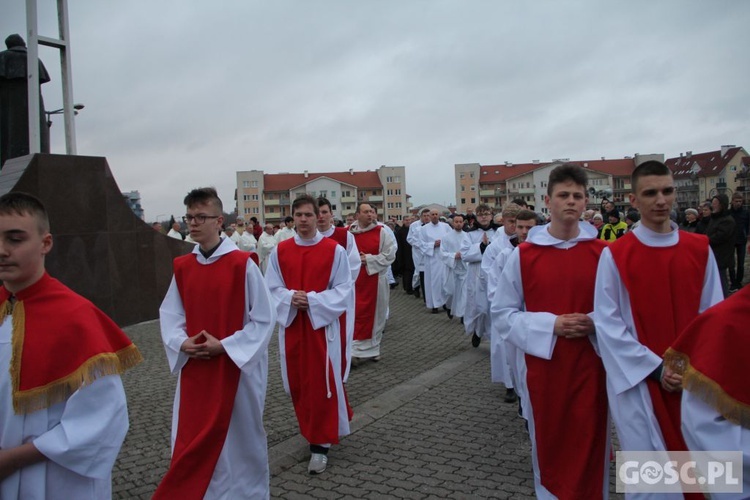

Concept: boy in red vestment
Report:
left=266, top=194, right=353, bottom=475
left=0, top=192, right=141, bottom=499
left=155, top=187, right=276, bottom=499
left=594, top=161, right=723, bottom=499
left=493, top=164, right=610, bottom=499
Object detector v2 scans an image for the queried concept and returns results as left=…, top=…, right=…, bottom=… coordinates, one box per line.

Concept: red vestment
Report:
left=0, top=273, right=141, bottom=415
left=610, top=232, right=708, bottom=454
left=665, top=285, right=750, bottom=426
left=154, top=250, right=254, bottom=499
left=352, top=228, right=380, bottom=341
left=519, top=240, right=609, bottom=500
left=277, top=237, right=345, bottom=444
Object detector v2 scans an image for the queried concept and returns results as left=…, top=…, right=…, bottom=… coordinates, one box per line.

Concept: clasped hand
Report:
left=181, top=331, right=225, bottom=360
left=553, top=313, right=594, bottom=339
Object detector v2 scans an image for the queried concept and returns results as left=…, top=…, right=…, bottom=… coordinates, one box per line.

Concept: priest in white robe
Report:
left=440, top=214, right=468, bottom=320
left=257, top=223, right=278, bottom=274
left=406, top=209, right=429, bottom=298
left=417, top=209, right=452, bottom=312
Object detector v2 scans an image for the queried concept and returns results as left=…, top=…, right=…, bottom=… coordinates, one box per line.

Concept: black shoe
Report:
left=390, top=283, right=397, bottom=289
left=471, top=333, right=481, bottom=348
left=459, top=317, right=463, bottom=325
left=431, top=308, right=439, bottom=314
left=517, top=398, right=523, bottom=418
left=444, top=305, right=453, bottom=320
left=504, top=388, right=518, bottom=404
left=413, top=289, right=420, bottom=299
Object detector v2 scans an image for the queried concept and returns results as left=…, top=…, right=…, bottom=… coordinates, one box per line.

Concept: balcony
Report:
left=341, top=196, right=356, bottom=203
left=369, top=196, right=384, bottom=202
left=479, top=189, right=495, bottom=196
left=517, top=187, right=535, bottom=194
left=264, top=212, right=280, bottom=220
left=264, top=199, right=280, bottom=206
left=677, top=184, right=699, bottom=192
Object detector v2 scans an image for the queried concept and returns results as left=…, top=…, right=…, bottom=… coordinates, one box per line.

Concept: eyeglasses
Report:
left=184, top=214, right=220, bottom=224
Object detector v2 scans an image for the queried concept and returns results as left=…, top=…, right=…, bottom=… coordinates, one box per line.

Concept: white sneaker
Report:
left=308, top=453, right=328, bottom=474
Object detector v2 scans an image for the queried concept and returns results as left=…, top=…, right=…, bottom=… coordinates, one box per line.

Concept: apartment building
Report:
left=236, top=166, right=409, bottom=226
left=667, top=145, right=748, bottom=210
left=455, top=155, right=661, bottom=214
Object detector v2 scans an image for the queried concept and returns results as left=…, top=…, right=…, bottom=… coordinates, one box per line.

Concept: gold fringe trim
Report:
left=0, top=299, right=11, bottom=326
left=9, top=298, right=143, bottom=414
left=664, top=348, right=750, bottom=428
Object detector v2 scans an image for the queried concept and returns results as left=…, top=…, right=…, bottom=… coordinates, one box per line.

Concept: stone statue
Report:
left=0, top=34, right=50, bottom=169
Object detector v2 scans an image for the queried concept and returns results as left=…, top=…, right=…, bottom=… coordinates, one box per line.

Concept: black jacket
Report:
left=706, top=211, right=736, bottom=268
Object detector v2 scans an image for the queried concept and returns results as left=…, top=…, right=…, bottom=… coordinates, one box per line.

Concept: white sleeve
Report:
left=265, top=247, right=297, bottom=328
left=491, top=248, right=557, bottom=359
left=307, top=246, right=353, bottom=330
left=33, top=375, right=129, bottom=479
left=365, top=228, right=397, bottom=275
left=346, top=231, right=361, bottom=282
left=220, top=260, right=276, bottom=373
left=159, top=276, right=190, bottom=374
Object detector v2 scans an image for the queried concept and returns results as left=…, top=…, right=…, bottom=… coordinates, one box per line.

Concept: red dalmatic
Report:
left=610, top=232, right=708, bottom=454
left=278, top=237, right=346, bottom=444
left=154, top=250, right=254, bottom=499
left=352, top=228, right=381, bottom=341
left=520, top=239, right=609, bottom=500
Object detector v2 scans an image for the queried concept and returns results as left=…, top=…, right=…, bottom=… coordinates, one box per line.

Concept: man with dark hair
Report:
left=594, top=161, right=723, bottom=492
left=275, top=215, right=295, bottom=243
left=250, top=216, right=262, bottom=240
left=156, top=187, right=275, bottom=498
left=729, top=192, right=749, bottom=291
left=317, top=197, right=359, bottom=383
left=0, top=192, right=142, bottom=498
left=266, top=194, right=353, bottom=474
left=461, top=203, right=499, bottom=347
left=494, top=164, right=610, bottom=498
left=707, top=193, right=736, bottom=297
left=349, top=203, right=396, bottom=363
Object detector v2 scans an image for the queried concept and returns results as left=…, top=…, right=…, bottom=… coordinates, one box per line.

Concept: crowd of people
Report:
left=1, top=161, right=748, bottom=498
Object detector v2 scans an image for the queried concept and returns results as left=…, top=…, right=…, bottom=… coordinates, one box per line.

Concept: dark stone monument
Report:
left=0, top=34, right=51, bottom=169
left=0, top=153, right=193, bottom=326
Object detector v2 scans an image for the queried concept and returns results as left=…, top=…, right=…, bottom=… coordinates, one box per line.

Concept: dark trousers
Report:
left=728, top=242, right=746, bottom=288
left=419, top=271, right=426, bottom=304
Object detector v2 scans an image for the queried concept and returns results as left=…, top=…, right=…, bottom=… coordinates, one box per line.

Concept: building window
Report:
left=331, top=191, right=336, bottom=197
left=319, top=190, right=327, bottom=198
left=460, top=173, right=465, bottom=179
left=252, top=207, right=259, bottom=214
left=461, top=198, right=466, bottom=204
left=470, top=186, right=476, bottom=191
left=252, top=194, right=259, bottom=200
left=251, top=181, right=259, bottom=188
left=396, top=202, right=402, bottom=208
left=387, top=202, right=394, bottom=209
left=471, top=198, right=476, bottom=204
left=243, top=194, right=251, bottom=201
left=343, top=190, right=351, bottom=197
left=243, top=181, right=250, bottom=188
left=461, top=185, right=465, bottom=191
left=395, top=189, right=401, bottom=195
left=332, top=204, right=337, bottom=210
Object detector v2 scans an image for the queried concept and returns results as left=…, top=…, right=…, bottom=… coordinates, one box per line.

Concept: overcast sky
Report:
left=2, top=1, right=748, bottom=221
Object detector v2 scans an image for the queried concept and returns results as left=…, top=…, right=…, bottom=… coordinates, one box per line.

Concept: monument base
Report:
left=0, top=153, right=192, bottom=326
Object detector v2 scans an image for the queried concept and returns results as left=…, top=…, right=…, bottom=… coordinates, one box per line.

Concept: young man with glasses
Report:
left=155, top=187, right=276, bottom=499
left=461, top=204, right=499, bottom=347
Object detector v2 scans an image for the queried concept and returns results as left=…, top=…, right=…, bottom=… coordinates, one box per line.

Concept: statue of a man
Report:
left=0, top=34, right=50, bottom=169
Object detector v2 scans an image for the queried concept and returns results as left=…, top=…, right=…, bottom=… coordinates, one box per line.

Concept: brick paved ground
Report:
left=112, top=281, right=648, bottom=498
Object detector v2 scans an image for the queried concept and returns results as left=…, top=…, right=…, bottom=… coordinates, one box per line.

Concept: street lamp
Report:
left=45, top=103, right=85, bottom=128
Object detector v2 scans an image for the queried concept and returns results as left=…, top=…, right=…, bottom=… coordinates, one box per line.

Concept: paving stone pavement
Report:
left=115, top=285, right=626, bottom=499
